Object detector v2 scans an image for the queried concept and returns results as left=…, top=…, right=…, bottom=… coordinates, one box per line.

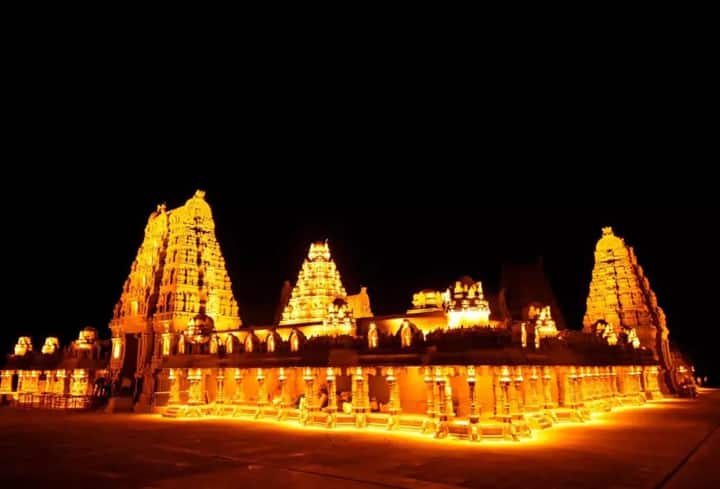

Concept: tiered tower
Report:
left=280, top=241, right=347, bottom=325
left=445, top=277, right=491, bottom=328
left=583, top=227, right=671, bottom=369
left=109, top=191, right=240, bottom=391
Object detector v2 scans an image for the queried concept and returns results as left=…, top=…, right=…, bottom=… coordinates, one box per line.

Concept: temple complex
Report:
left=0, top=193, right=696, bottom=443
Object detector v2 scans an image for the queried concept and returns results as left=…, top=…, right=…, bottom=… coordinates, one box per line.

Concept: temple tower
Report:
left=583, top=227, right=672, bottom=377
left=109, top=191, right=241, bottom=404
left=280, top=241, right=347, bottom=325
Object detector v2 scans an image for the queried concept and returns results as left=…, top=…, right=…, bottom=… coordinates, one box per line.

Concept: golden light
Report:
left=367, top=323, right=378, bottom=349
left=112, top=337, right=123, bottom=360
left=280, top=241, right=347, bottom=325
left=14, top=337, right=32, bottom=356
left=41, top=337, right=59, bottom=355
left=445, top=279, right=490, bottom=329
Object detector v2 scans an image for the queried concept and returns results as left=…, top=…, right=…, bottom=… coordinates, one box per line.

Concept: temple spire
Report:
left=280, top=241, right=347, bottom=325
left=583, top=227, right=670, bottom=365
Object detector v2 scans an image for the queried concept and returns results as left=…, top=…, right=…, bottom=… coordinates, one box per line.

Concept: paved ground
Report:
left=1, top=390, right=719, bottom=489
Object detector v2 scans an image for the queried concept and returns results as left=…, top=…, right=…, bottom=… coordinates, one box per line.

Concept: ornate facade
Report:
left=583, top=227, right=675, bottom=387
left=1, top=194, right=695, bottom=443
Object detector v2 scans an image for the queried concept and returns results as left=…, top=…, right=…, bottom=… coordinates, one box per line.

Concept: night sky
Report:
left=5, top=185, right=717, bottom=384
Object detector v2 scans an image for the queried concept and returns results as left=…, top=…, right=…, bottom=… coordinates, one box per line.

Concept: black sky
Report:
left=5, top=185, right=718, bottom=384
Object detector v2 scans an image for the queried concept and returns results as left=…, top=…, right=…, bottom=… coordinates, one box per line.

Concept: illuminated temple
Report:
left=0, top=192, right=697, bottom=441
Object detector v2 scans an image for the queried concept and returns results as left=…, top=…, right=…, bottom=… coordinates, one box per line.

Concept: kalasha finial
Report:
left=602, top=226, right=614, bottom=236
left=194, top=190, right=206, bottom=199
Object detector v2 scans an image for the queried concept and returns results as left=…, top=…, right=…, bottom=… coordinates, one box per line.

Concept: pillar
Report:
left=422, top=366, right=436, bottom=433
left=467, top=366, right=479, bottom=440
left=42, top=370, right=52, bottom=395
left=55, top=370, right=66, bottom=396
left=302, top=367, right=315, bottom=425
left=277, top=368, right=288, bottom=419
left=527, top=366, right=539, bottom=410
left=542, top=366, right=553, bottom=409
left=233, top=368, right=245, bottom=403
left=352, top=367, right=368, bottom=427
left=187, top=368, right=202, bottom=405
left=568, top=366, right=579, bottom=409
left=385, top=367, right=401, bottom=430
left=499, top=366, right=512, bottom=420
left=467, top=366, right=480, bottom=422
left=434, top=367, right=450, bottom=438
left=256, top=368, right=267, bottom=417
left=169, top=368, right=181, bottom=404
left=513, top=366, right=524, bottom=413
left=70, top=369, right=88, bottom=397
left=216, top=368, right=225, bottom=404
left=326, top=367, right=337, bottom=427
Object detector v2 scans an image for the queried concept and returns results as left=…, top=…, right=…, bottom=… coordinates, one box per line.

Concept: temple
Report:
left=582, top=227, right=683, bottom=391
left=0, top=193, right=697, bottom=442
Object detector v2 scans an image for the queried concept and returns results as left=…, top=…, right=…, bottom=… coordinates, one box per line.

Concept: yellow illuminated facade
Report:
left=280, top=241, right=347, bottom=325
left=583, top=228, right=670, bottom=360
left=445, top=278, right=491, bottom=329
left=41, top=337, right=59, bottom=355
left=2, top=197, right=693, bottom=444
left=582, top=227, right=685, bottom=390
left=14, top=337, right=32, bottom=356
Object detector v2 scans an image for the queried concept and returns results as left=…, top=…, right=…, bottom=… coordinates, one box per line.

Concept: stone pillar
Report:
left=256, top=368, right=267, bottom=417
left=434, top=367, right=449, bottom=438
left=277, top=368, right=288, bottom=419
left=467, top=366, right=479, bottom=440
left=513, top=366, right=524, bottom=413
left=233, top=369, right=245, bottom=403
left=187, top=368, right=202, bottom=405
left=351, top=367, right=367, bottom=427
left=467, top=366, right=480, bottom=422
left=385, top=367, right=401, bottom=430
left=302, top=367, right=315, bottom=425
left=646, top=365, right=661, bottom=397
left=169, top=368, right=181, bottom=404
left=326, top=367, right=337, bottom=427
left=579, top=367, right=589, bottom=401
left=70, top=369, right=88, bottom=397
left=43, top=370, right=54, bottom=395
left=542, top=366, right=553, bottom=409
left=216, top=368, right=225, bottom=404
left=568, top=366, right=579, bottom=409
left=527, top=366, right=539, bottom=410
left=55, top=370, right=66, bottom=395
left=422, top=367, right=436, bottom=433
left=500, top=367, right=512, bottom=418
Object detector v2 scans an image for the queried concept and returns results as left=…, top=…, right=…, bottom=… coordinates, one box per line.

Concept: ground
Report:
left=1, top=390, right=719, bottom=489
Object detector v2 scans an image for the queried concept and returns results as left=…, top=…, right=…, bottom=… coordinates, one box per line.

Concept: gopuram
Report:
left=0, top=192, right=696, bottom=441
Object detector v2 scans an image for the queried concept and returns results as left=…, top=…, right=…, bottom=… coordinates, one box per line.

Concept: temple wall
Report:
left=398, top=367, right=426, bottom=414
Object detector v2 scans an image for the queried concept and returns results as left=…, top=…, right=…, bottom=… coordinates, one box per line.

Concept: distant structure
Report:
left=1, top=194, right=695, bottom=442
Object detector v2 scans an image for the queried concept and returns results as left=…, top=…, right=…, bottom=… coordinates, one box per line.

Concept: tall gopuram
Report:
left=108, top=191, right=240, bottom=407
left=583, top=227, right=674, bottom=389
left=279, top=241, right=349, bottom=325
